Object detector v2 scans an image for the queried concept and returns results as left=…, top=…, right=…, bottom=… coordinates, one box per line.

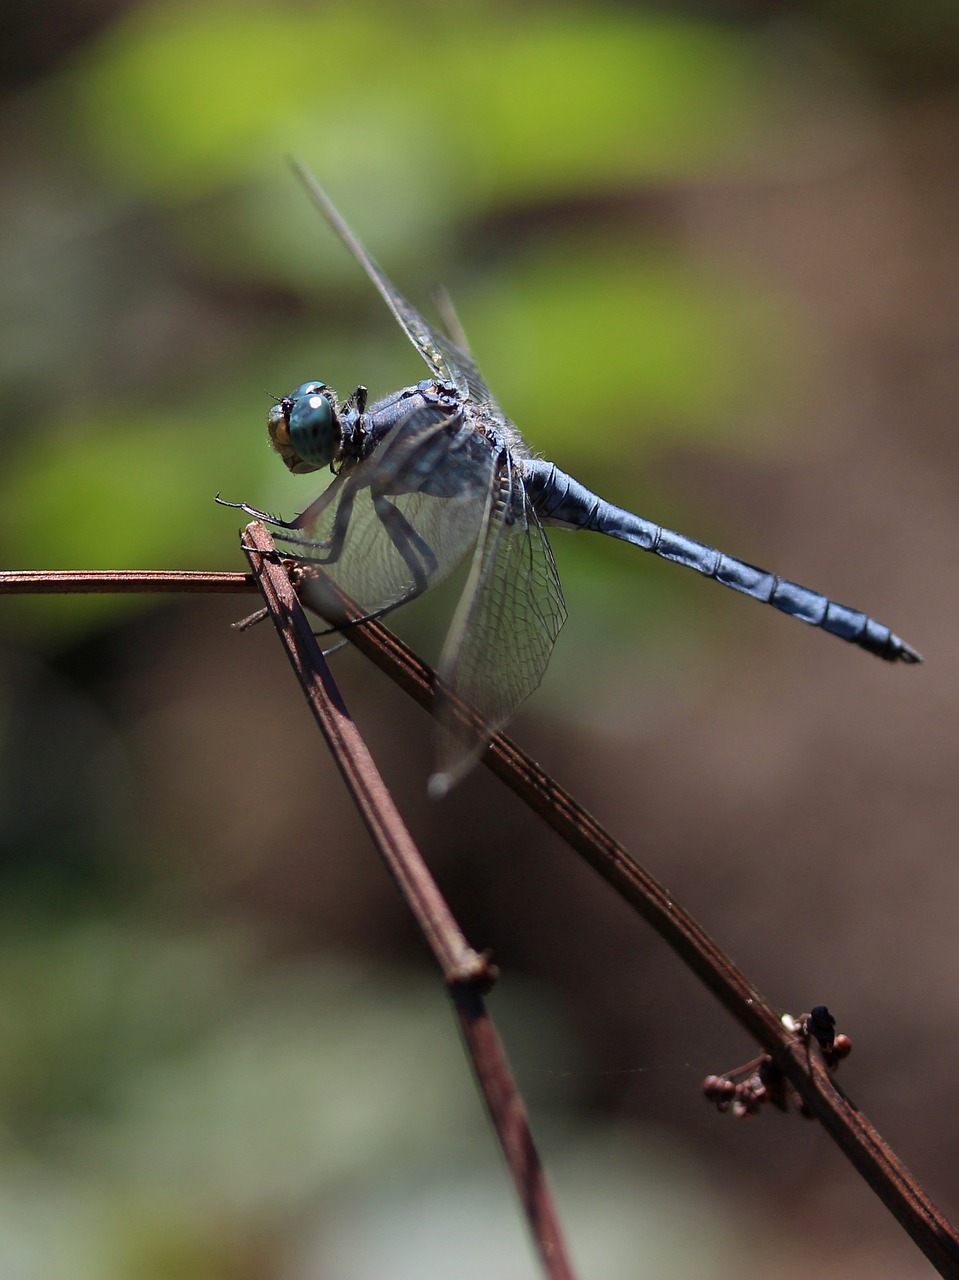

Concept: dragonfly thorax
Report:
left=268, top=381, right=343, bottom=474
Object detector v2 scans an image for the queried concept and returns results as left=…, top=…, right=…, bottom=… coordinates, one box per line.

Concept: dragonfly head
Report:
left=268, top=381, right=342, bottom=474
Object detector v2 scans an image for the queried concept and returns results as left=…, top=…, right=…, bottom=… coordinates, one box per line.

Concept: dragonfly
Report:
left=227, top=163, right=921, bottom=796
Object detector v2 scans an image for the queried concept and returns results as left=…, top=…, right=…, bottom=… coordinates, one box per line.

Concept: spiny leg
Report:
left=308, top=493, right=439, bottom=636
left=218, top=467, right=349, bottom=538
left=269, top=470, right=367, bottom=572
left=216, top=495, right=302, bottom=530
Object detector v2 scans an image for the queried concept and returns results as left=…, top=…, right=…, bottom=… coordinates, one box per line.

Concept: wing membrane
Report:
left=292, top=161, right=498, bottom=410
left=431, top=453, right=568, bottom=794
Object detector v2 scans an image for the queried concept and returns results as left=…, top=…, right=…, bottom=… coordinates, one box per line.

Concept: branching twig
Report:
left=2, top=553, right=957, bottom=1276
left=317, top=557, right=959, bottom=1276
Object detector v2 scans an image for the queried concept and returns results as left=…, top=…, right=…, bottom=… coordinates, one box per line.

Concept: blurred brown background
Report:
left=0, top=1, right=957, bottom=1276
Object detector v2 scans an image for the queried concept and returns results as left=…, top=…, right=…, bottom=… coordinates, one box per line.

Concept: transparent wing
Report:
left=292, top=161, right=498, bottom=410
left=430, top=455, right=568, bottom=795
left=274, top=403, right=496, bottom=625
left=431, top=284, right=474, bottom=358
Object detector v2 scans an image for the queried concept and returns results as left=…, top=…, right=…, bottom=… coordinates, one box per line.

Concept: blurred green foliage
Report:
left=72, top=4, right=767, bottom=198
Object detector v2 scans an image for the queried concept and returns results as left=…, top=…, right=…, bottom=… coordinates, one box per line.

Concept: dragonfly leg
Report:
left=218, top=467, right=351, bottom=538
left=215, top=495, right=301, bottom=530
left=371, top=491, right=439, bottom=589
left=310, top=582, right=427, bottom=637
left=308, top=493, right=439, bottom=637
left=271, top=445, right=436, bottom=604
left=266, top=530, right=333, bottom=555
left=270, top=475, right=362, bottom=566
left=227, top=472, right=351, bottom=551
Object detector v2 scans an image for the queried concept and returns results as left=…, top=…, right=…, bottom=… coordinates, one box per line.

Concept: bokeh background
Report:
left=1, top=1, right=957, bottom=1276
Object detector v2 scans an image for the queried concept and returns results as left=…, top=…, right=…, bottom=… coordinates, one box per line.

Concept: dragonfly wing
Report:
left=292, top=161, right=498, bottom=409
left=274, top=403, right=496, bottom=625
left=430, top=454, right=568, bottom=796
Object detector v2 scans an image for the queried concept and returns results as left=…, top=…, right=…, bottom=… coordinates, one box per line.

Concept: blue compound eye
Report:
left=289, top=387, right=336, bottom=466
left=268, top=382, right=340, bottom=473
left=291, top=381, right=326, bottom=399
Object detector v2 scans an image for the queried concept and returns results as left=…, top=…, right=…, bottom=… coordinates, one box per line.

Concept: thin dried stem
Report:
left=242, top=523, right=577, bottom=1280
left=454, top=981, right=574, bottom=1277
left=0, top=569, right=255, bottom=595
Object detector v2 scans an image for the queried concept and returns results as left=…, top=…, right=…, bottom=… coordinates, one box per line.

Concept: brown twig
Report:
left=2, top=558, right=957, bottom=1275
left=0, top=569, right=255, bottom=594
left=241, top=527, right=483, bottom=982
left=282, top=558, right=959, bottom=1277
left=241, top=523, right=577, bottom=1280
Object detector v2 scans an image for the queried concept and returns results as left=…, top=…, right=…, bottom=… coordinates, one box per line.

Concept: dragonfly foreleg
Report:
left=218, top=466, right=350, bottom=537
left=215, top=495, right=301, bottom=529
left=270, top=475, right=361, bottom=566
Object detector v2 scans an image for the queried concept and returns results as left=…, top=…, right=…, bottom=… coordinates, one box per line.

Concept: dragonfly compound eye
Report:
left=268, top=382, right=340, bottom=474
left=289, top=388, right=338, bottom=466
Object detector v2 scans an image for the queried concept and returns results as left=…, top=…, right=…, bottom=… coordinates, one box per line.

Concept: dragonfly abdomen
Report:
left=523, top=460, right=921, bottom=663
left=709, top=552, right=918, bottom=662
